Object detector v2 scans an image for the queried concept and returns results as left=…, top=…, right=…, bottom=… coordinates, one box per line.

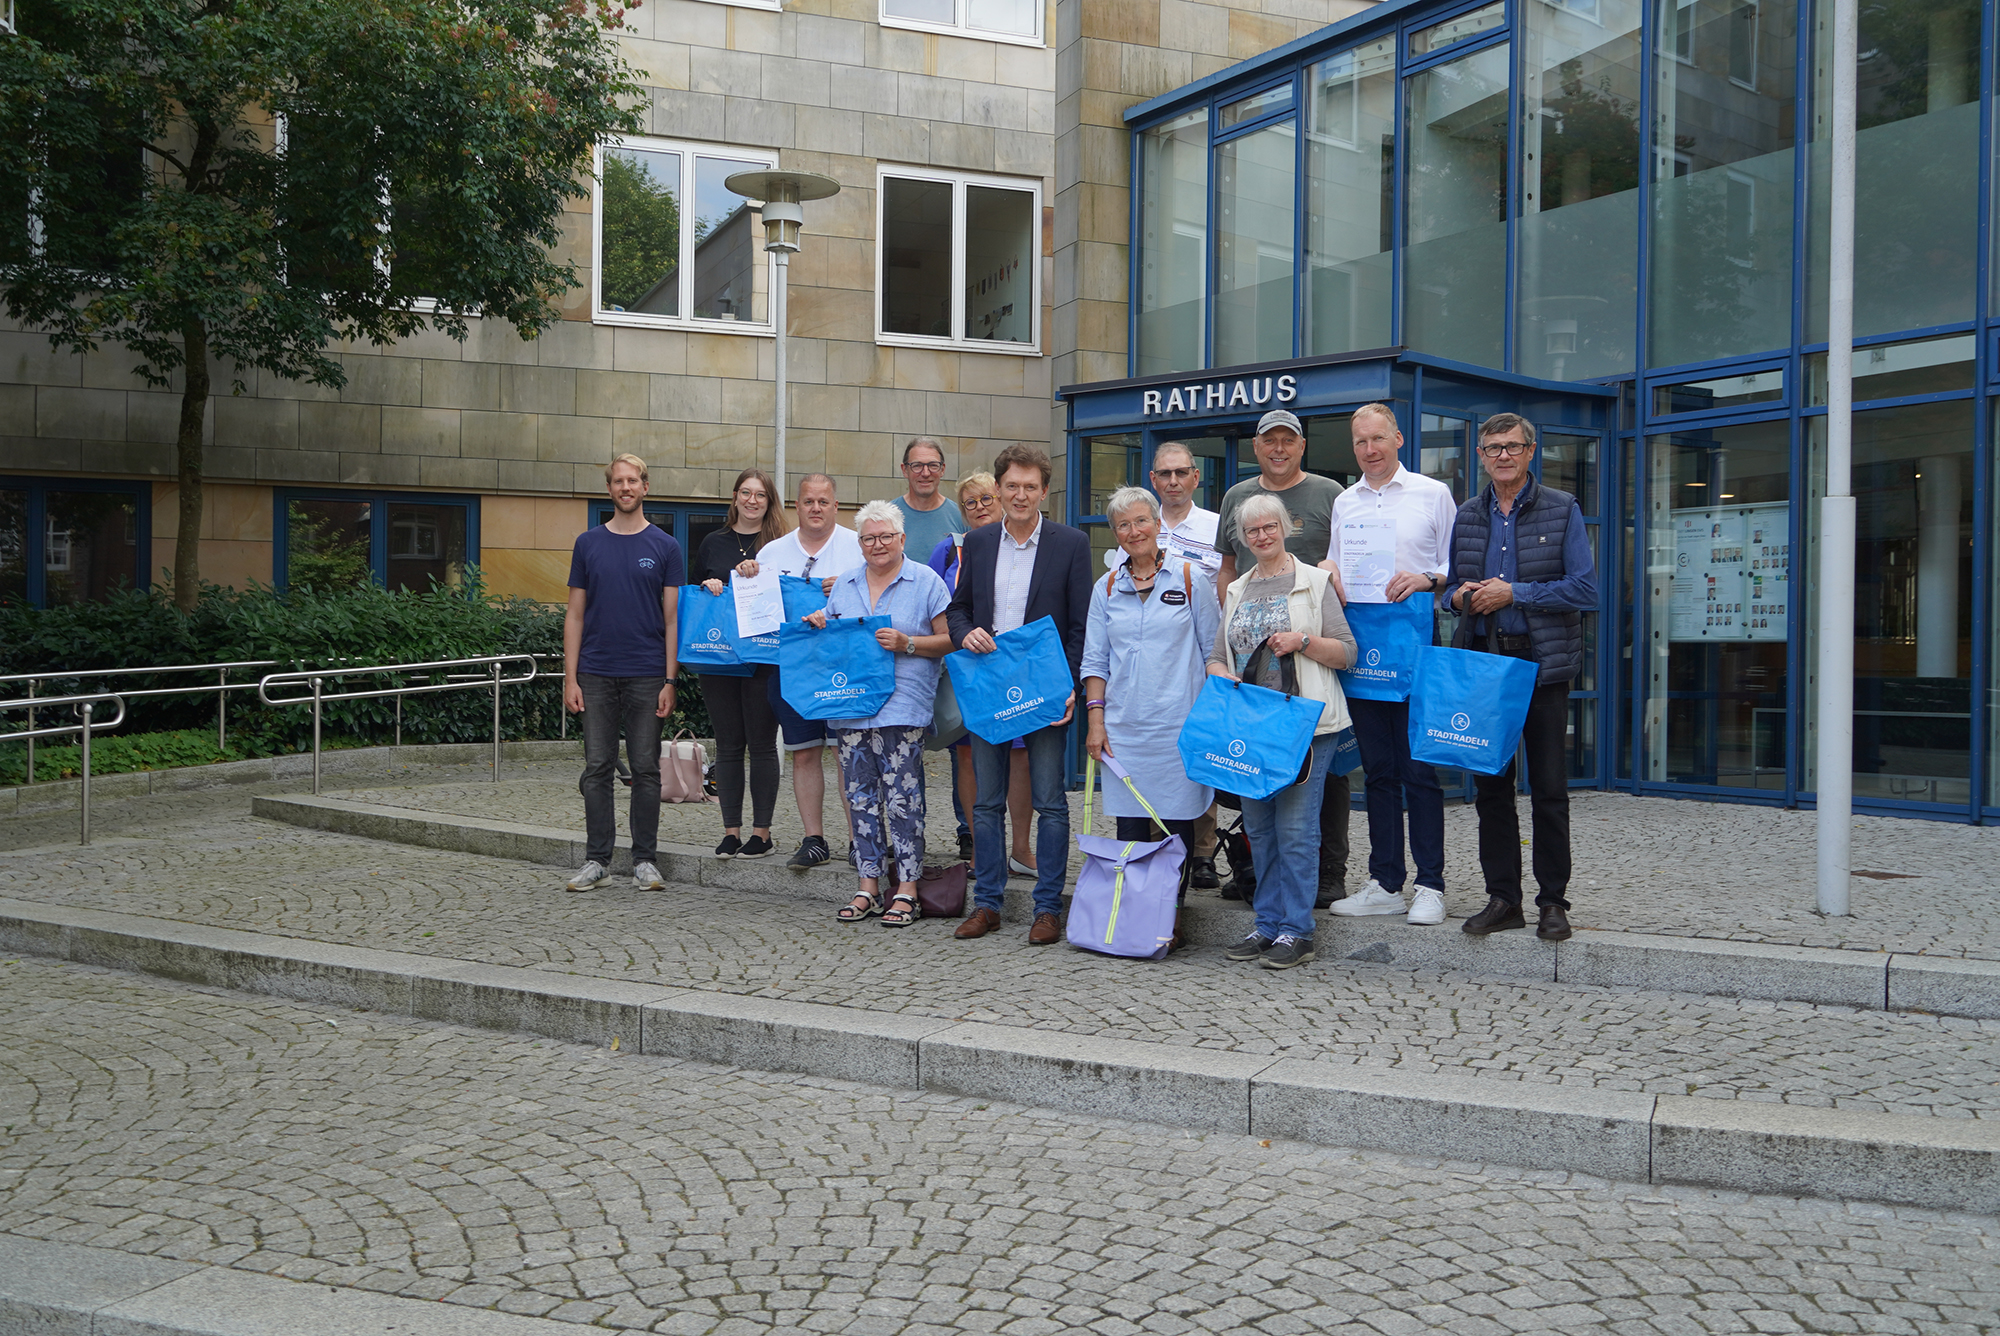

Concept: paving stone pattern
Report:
left=3, top=956, right=1996, bottom=1336
left=3, top=788, right=1999, bottom=1121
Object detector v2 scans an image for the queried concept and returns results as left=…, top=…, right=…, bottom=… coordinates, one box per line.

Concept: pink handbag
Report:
left=660, top=730, right=713, bottom=804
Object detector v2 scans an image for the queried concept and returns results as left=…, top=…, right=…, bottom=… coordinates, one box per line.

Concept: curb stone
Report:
left=250, top=792, right=2000, bottom=1019
left=2, top=895, right=1996, bottom=1214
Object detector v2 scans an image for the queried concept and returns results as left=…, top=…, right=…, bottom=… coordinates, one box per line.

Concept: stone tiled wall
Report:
left=0, top=0, right=1059, bottom=600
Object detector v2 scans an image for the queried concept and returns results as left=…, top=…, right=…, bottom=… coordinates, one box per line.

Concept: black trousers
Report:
left=1114, top=815, right=1198, bottom=905
left=1318, top=770, right=1351, bottom=881
left=702, top=666, right=779, bottom=829
left=1471, top=653, right=1572, bottom=909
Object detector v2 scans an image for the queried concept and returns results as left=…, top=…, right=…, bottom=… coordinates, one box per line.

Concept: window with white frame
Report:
left=877, top=168, right=1039, bottom=352
left=594, top=137, right=777, bottom=330
left=880, top=0, right=1040, bottom=45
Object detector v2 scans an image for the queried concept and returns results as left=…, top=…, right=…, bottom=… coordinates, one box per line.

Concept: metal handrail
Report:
left=258, top=654, right=539, bottom=794
left=0, top=661, right=279, bottom=785
left=0, top=692, right=128, bottom=844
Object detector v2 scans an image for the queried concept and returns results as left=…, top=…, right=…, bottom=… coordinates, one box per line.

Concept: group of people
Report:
left=559, top=401, right=1595, bottom=969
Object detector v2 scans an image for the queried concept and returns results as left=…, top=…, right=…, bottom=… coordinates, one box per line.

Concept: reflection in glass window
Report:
left=691, top=157, right=764, bottom=322
left=599, top=147, right=682, bottom=316
left=1653, top=368, right=1785, bottom=416
left=1085, top=434, right=1141, bottom=516
left=883, top=0, right=1036, bottom=39
left=1643, top=419, right=1791, bottom=789
left=1305, top=39, right=1395, bottom=357
left=1806, top=335, right=1976, bottom=405
left=1805, top=402, right=1973, bottom=805
left=287, top=499, right=372, bottom=591
left=1214, top=120, right=1297, bottom=367
left=1220, top=83, right=1295, bottom=130
left=42, top=492, right=138, bottom=607
left=882, top=0, right=953, bottom=22
left=1405, top=42, right=1510, bottom=369
left=1648, top=0, right=1796, bottom=368
left=0, top=488, right=26, bottom=603
left=1410, top=0, right=1506, bottom=54
left=1517, top=0, right=1642, bottom=380
left=384, top=504, right=467, bottom=594
left=1541, top=433, right=1599, bottom=515
left=1137, top=110, right=1208, bottom=375
left=1421, top=414, right=1472, bottom=503
left=964, top=185, right=1033, bottom=344
left=881, top=177, right=954, bottom=339
left=1808, top=0, right=1978, bottom=340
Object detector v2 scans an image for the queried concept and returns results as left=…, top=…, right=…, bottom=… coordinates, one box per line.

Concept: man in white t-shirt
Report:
left=1318, top=403, right=1459, bottom=928
left=756, top=473, right=865, bottom=869
left=1103, top=441, right=1222, bottom=584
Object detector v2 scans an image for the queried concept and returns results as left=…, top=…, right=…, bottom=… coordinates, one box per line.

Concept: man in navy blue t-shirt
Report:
left=562, top=453, right=684, bottom=892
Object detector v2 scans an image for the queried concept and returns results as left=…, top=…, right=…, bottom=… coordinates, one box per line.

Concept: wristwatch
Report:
left=1301, top=634, right=1312, bottom=652
left=903, top=635, right=917, bottom=656
left=1428, top=572, right=1444, bottom=591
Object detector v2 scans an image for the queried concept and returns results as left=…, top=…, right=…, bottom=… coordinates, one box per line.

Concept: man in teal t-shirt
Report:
left=890, top=437, right=965, bottom=562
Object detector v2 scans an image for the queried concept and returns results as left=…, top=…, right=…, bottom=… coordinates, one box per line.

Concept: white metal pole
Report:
left=773, top=248, right=790, bottom=502
left=1816, top=0, right=1858, bottom=917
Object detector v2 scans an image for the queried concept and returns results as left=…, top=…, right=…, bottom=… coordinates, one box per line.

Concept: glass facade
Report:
left=1115, top=0, right=2000, bottom=819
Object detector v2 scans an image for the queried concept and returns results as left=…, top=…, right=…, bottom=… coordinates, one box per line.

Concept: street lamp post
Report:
left=1817, top=0, right=1857, bottom=916
left=723, top=169, right=842, bottom=506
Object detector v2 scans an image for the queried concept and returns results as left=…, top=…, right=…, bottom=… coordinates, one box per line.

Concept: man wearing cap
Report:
left=1215, top=408, right=1351, bottom=904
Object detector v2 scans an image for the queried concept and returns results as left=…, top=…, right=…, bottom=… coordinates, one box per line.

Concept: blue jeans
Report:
left=1242, top=733, right=1337, bottom=941
left=1349, top=697, right=1445, bottom=894
left=970, top=724, right=1070, bottom=915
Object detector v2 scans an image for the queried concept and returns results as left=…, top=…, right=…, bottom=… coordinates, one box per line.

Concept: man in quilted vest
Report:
left=1444, top=413, right=1597, bottom=942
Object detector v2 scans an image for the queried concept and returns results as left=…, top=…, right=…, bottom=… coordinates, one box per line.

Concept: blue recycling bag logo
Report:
left=832, top=672, right=848, bottom=688
left=1451, top=711, right=1472, bottom=731
left=1227, top=739, right=1246, bottom=758
left=1366, top=648, right=1382, bottom=667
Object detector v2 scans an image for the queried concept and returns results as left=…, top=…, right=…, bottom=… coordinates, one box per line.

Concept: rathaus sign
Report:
left=1141, top=374, right=1300, bottom=417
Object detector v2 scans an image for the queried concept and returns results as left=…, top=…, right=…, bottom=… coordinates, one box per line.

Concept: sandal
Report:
left=881, top=892, right=920, bottom=927
left=837, top=889, right=884, bottom=922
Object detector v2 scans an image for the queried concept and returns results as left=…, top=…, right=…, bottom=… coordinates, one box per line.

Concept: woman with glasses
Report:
left=805, top=501, right=954, bottom=927
left=926, top=472, right=1036, bottom=874
left=1080, top=486, right=1220, bottom=950
left=1205, top=491, right=1356, bottom=971
left=694, top=468, right=790, bottom=859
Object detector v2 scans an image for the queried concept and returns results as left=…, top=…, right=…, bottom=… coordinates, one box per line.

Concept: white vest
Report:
left=1219, top=559, right=1351, bottom=737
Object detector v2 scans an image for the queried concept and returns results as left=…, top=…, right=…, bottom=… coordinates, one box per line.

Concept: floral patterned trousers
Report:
left=836, top=726, right=928, bottom=884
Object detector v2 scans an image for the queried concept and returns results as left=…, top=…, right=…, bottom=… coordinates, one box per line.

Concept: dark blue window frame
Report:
left=0, top=475, right=152, bottom=609
left=273, top=488, right=480, bottom=595
left=583, top=500, right=728, bottom=562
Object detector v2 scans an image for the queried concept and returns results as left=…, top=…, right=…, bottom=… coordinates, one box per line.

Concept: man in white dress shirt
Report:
left=1104, top=442, right=1222, bottom=583
left=1319, top=403, right=1460, bottom=926
left=755, top=473, right=865, bottom=869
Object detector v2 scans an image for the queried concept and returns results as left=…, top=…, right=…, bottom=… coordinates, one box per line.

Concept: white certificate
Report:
left=732, top=566, right=784, bottom=638
left=1338, top=520, right=1396, bottom=604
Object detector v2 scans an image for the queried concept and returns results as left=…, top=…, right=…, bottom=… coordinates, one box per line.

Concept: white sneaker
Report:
left=632, top=861, right=666, bottom=891
left=565, top=860, right=608, bottom=893
left=1328, top=879, right=1405, bottom=916
left=1407, top=886, right=1446, bottom=925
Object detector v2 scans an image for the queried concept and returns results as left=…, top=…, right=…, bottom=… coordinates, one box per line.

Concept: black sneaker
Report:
left=714, top=834, right=741, bottom=859
left=1224, top=931, right=1272, bottom=962
left=739, top=834, right=774, bottom=859
left=1260, top=934, right=1316, bottom=970
left=958, top=831, right=974, bottom=862
left=1189, top=857, right=1219, bottom=890
left=788, top=835, right=831, bottom=870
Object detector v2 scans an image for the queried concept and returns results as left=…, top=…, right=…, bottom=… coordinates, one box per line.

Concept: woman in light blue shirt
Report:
left=1080, top=486, right=1221, bottom=948
left=804, top=500, right=954, bottom=927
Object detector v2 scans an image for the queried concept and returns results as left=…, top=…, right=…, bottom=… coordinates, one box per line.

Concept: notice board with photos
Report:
left=1668, top=503, right=1790, bottom=642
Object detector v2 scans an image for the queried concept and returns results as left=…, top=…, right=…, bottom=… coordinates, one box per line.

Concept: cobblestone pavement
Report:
left=4, top=956, right=1995, bottom=1336
left=330, top=758, right=2000, bottom=960
left=4, top=793, right=1999, bottom=1120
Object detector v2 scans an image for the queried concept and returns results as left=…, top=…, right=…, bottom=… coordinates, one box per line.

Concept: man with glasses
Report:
left=1445, top=412, right=1597, bottom=943
left=1215, top=409, right=1352, bottom=906
left=754, top=473, right=865, bottom=869
left=1105, top=441, right=1221, bottom=581
left=891, top=437, right=966, bottom=567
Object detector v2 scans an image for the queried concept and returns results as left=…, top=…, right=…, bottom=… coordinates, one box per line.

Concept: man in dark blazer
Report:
left=946, top=441, right=1093, bottom=944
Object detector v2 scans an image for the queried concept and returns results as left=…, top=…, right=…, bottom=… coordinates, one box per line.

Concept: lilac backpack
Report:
left=1066, top=754, right=1183, bottom=961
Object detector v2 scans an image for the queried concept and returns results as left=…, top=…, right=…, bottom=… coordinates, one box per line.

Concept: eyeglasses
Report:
left=735, top=487, right=768, bottom=500
left=1152, top=467, right=1196, bottom=481
left=1477, top=441, right=1533, bottom=457
left=858, top=532, right=901, bottom=547
left=1243, top=521, right=1285, bottom=540
left=964, top=494, right=997, bottom=508
left=1112, top=516, right=1158, bottom=535
left=904, top=461, right=945, bottom=474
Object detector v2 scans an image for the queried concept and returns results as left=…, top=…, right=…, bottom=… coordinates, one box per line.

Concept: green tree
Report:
left=0, top=0, right=644, bottom=610
left=599, top=149, right=680, bottom=312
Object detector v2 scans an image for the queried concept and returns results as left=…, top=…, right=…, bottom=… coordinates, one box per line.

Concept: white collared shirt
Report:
left=1103, top=504, right=1222, bottom=573
left=993, top=516, right=1043, bottom=634
left=757, top=525, right=865, bottom=581
left=1327, top=464, right=1458, bottom=576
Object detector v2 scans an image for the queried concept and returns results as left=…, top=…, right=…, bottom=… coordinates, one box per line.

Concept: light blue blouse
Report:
left=824, top=558, right=952, bottom=730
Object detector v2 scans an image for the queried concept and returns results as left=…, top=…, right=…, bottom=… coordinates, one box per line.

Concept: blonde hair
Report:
left=1351, top=403, right=1399, bottom=433
left=957, top=471, right=996, bottom=504
left=604, top=453, right=648, bottom=483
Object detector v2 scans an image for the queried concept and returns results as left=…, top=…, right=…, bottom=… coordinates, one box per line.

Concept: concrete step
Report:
left=251, top=791, right=2000, bottom=1020
left=3, top=893, right=1996, bottom=1216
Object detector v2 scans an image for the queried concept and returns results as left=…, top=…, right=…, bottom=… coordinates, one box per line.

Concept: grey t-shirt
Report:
left=1207, top=565, right=1356, bottom=686
left=1215, top=474, right=1344, bottom=572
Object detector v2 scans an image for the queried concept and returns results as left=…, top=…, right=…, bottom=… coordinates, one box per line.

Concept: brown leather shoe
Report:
left=954, top=907, right=1001, bottom=939
left=1028, top=912, right=1061, bottom=945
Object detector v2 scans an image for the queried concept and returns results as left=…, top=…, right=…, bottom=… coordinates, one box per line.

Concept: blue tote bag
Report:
left=777, top=616, right=897, bottom=720
left=1406, top=644, right=1538, bottom=775
left=739, top=575, right=828, bottom=665
left=1175, top=643, right=1321, bottom=803
left=1067, top=754, right=1182, bottom=962
left=677, top=585, right=754, bottom=677
left=944, top=615, right=1073, bottom=744
left=1338, top=597, right=1434, bottom=702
